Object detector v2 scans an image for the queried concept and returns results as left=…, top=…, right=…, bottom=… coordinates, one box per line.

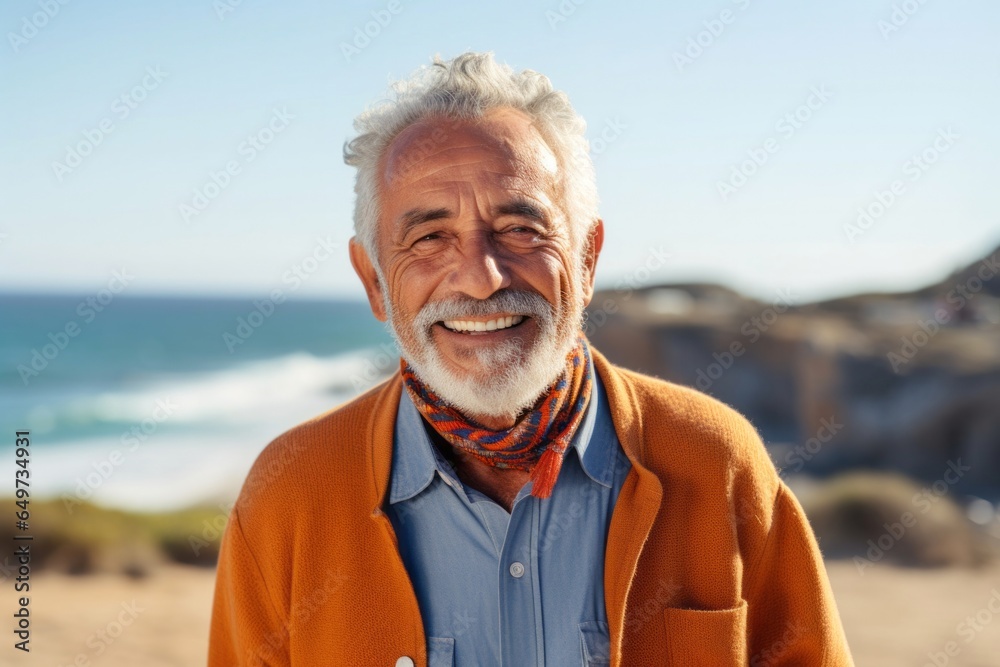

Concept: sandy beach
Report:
left=19, top=560, right=1000, bottom=666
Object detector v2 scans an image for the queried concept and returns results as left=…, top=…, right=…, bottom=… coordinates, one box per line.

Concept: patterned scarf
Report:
left=400, top=334, right=593, bottom=499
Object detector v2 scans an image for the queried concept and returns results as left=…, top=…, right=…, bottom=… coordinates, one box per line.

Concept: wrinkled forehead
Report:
left=380, top=108, right=560, bottom=191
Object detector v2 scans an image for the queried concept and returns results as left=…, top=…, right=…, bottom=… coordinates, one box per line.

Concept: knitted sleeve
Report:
left=742, top=481, right=855, bottom=666
left=208, top=507, right=291, bottom=667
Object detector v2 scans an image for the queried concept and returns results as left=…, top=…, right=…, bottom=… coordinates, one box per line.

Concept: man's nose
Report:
left=449, top=232, right=511, bottom=300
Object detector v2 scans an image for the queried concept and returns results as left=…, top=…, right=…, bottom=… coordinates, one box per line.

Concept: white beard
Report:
left=384, top=286, right=584, bottom=421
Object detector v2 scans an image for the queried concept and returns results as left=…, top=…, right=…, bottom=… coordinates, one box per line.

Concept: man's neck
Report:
left=426, top=425, right=531, bottom=513
left=466, top=410, right=520, bottom=430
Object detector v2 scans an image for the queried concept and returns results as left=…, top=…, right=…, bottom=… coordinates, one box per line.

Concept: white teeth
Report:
left=442, top=315, right=525, bottom=332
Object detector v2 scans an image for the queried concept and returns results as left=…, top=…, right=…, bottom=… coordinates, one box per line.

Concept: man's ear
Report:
left=580, top=219, right=604, bottom=307
left=349, top=237, right=387, bottom=322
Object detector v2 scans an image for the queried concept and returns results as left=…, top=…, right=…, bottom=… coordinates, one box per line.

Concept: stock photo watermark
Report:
left=853, top=459, right=971, bottom=574
left=887, top=251, right=998, bottom=372
left=583, top=245, right=672, bottom=337
left=693, top=288, right=797, bottom=391
left=252, top=568, right=350, bottom=664
left=54, top=599, right=145, bottom=666
left=61, top=397, right=180, bottom=513
left=921, top=588, right=1000, bottom=667
left=878, top=0, right=932, bottom=39
left=623, top=578, right=682, bottom=636
left=782, top=416, right=844, bottom=474
left=545, top=0, right=590, bottom=30
left=340, top=1, right=403, bottom=61
left=188, top=501, right=234, bottom=558
left=350, top=341, right=402, bottom=394
left=17, top=269, right=134, bottom=385
left=672, top=0, right=754, bottom=72
left=222, top=235, right=340, bottom=352
left=751, top=621, right=807, bottom=667
left=51, top=66, right=169, bottom=183
left=178, top=107, right=294, bottom=223
left=7, top=0, right=72, bottom=53
left=213, top=0, right=246, bottom=21
left=589, top=117, right=627, bottom=157
left=843, top=126, right=958, bottom=243
left=716, top=85, right=832, bottom=201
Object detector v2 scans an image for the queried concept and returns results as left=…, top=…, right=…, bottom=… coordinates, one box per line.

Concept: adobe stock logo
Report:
left=843, top=127, right=958, bottom=243
left=853, top=459, right=971, bottom=575
left=922, top=589, right=1000, bottom=667
left=782, top=417, right=844, bottom=474
left=887, top=252, right=998, bottom=373
left=545, top=0, right=589, bottom=30
left=716, top=86, right=832, bottom=201
left=693, top=288, right=797, bottom=391
left=878, top=0, right=932, bottom=39
left=672, top=0, right=755, bottom=73
left=17, top=269, right=134, bottom=385
left=51, top=66, right=169, bottom=182
left=7, top=0, right=72, bottom=53
left=339, top=1, right=403, bottom=62
left=178, top=108, right=294, bottom=223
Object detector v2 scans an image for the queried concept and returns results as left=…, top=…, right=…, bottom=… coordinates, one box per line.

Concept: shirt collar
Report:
left=389, top=354, right=616, bottom=504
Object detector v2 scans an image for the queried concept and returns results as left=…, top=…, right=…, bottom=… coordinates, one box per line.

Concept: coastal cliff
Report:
left=586, top=245, right=1000, bottom=498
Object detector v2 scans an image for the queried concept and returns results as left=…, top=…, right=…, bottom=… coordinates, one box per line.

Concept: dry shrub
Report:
left=0, top=498, right=229, bottom=575
left=799, top=471, right=995, bottom=568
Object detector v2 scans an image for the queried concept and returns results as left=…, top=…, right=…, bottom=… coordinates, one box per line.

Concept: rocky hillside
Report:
left=586, top=244, right=1000, bottom=498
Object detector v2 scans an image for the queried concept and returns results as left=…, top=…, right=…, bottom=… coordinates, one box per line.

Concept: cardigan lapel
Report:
left=364, top=371, right=429, bottom=665
left=591, top=347, right=665, bottom=667
left=368, top=370, right=403, bottom=514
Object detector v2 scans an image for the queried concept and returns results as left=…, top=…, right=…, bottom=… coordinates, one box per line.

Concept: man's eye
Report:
left=505, top=226, right=545, bottom=243
left=414, top=233, right=441, bottom=244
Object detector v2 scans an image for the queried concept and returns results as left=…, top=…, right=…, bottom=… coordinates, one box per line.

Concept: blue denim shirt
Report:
left=385, top=362, right=632, bottom=666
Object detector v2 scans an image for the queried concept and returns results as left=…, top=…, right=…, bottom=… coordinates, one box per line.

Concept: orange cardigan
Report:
left=209, top=345, right=854, bottom=666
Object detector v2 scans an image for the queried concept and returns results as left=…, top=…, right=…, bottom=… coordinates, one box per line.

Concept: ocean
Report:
left=0, top=293, right=396, bottom=511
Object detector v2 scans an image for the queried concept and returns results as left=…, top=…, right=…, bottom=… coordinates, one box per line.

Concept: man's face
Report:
left=350, top=107, right=603, bottom=421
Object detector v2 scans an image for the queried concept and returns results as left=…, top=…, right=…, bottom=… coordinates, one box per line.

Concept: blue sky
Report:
left=2, top=0, right=998, bottom=303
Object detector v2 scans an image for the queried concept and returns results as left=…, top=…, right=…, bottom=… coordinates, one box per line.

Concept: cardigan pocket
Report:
left=663, top=599, right=748, bottom=666
left=427, top=636, right=455, bottom=667
left=578, top=620, right=611, bottom=665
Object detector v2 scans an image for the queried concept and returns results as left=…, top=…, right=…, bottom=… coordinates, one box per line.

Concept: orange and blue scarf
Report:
left=401, top=335, right=593, bottom=499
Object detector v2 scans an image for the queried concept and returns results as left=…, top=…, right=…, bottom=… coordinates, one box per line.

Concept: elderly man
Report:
left=209, top=52, right=853, bottom=666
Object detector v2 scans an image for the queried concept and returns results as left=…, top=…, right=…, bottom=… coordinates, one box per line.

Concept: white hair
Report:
left=342, top=51, right=600, bottom=265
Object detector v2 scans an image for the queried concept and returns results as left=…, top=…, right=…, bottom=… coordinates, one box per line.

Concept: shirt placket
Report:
left=498, top=491, right=545, bottom=667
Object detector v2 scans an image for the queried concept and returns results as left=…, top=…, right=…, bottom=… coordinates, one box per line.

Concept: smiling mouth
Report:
left=439, top=315, right=526, bottom=333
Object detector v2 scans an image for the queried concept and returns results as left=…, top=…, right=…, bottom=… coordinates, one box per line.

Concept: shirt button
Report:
left=509, top=561, right=525, bottom=578
left=395, top=657, right=414, bottom=667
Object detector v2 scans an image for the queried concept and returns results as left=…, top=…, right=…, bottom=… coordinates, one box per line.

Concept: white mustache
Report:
left=413, top=289, right=553, bottom=334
